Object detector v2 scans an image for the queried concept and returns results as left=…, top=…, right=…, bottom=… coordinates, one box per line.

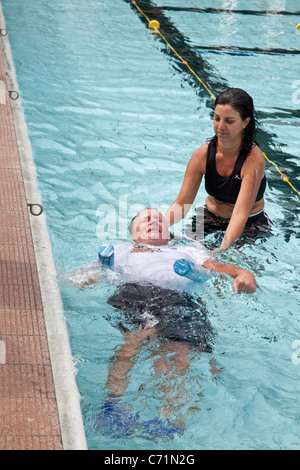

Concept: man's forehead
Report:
left=136, top=209, right=160, bottom=221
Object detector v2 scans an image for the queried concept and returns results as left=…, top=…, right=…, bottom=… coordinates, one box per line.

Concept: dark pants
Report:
left=107, top=283, right=215, bottom=353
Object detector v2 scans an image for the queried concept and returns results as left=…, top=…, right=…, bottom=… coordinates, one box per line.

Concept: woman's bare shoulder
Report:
left=188, top=141, right=209, bottom=174
left=242, top=143, right=265, bottom=177
left=192, top=141, right=209, bottom=157
left=247, top=144, right=265, bottom=166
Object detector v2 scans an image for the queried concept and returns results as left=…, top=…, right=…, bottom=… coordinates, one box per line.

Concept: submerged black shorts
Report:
left=107, top=283, right=215, bottom=352
left=185, top=206, right=273, bottom=245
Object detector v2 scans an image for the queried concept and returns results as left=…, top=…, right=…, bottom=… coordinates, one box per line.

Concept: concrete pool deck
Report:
left=0, top=5, right=87, bottom=450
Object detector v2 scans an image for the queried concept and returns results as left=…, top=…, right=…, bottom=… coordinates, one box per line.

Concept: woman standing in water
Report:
left=165, top=88, right=272, bottom=249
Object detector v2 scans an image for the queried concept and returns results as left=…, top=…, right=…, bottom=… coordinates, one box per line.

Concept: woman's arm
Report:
left=164, top=144, right=207, bottom=227
left=219, top=147, right=265, bottom=250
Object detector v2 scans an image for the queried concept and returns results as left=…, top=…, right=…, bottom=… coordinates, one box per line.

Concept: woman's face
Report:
left=213, top=104, right=250, bottom=144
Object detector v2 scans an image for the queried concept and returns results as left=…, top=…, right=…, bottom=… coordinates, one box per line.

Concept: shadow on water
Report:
left=123, top=0, right=300, bottom=198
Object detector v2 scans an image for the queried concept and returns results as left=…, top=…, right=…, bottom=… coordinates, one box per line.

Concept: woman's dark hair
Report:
left=212, top=88, right=258, bottom=154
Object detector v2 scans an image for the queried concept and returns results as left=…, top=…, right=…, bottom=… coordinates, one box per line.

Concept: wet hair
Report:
left=128, top=214, right=138, bottom=236
left=211, top=88, right=258, bottom=155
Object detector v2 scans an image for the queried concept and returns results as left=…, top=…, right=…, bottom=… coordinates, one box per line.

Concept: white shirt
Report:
left=113, top=238, right=210, bottom=292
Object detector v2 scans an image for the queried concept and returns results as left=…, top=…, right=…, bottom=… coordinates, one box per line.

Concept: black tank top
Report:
left=204, top=140, right=266, bottom=204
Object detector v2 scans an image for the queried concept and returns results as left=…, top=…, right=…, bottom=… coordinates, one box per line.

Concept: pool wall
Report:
left=0, top=3, right=87, bottom=450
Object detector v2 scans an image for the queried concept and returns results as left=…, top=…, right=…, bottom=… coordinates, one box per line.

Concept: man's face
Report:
left=131, top=209, right=170, bottom=246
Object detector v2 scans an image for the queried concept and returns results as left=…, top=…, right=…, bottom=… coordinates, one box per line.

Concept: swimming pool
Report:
left=2, top=0, right=300, bottom=450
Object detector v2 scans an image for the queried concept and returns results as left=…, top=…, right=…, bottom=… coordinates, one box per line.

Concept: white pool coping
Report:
left=0, top=3, right=87, bottom=450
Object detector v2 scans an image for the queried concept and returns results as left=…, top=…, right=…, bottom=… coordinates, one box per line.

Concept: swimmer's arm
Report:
left=62, top=263, right=102, bottom=289
left=202, top=259, right=257, bottom=294
left=164, top=144, right=207, bottom=227
left=219, top=148, right=264, bottom=250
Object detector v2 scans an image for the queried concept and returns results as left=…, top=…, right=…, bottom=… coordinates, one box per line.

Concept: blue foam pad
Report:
left=141, top=417, right=184, bottom=436
left=173, top=258, right=210, bottom=282
left=94, top=398, right=183, bottom=438
left=94, top=397, right=138, bottom=438
left=98, top=244, right=114, bottom=267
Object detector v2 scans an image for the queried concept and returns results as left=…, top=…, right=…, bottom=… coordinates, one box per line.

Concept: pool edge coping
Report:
left=0, top=3, right=88, bottom=451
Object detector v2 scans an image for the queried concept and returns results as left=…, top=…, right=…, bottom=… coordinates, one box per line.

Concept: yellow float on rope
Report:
left=149, top=20, right=160, bottom=30
left=296, top=23, right=300, bottom=30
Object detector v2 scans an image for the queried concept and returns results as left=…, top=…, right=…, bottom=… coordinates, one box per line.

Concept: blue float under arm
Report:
left=173, top=258, right=210, bottom=282
left=98, top=244, right=114, bottom=267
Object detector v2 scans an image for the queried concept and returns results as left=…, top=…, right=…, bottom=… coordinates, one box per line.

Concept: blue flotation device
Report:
left=173, top=258, right=210, bottom=282
left=98, top=244, right=114, bottom=267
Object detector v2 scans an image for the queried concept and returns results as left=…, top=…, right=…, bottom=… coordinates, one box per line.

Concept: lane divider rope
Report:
left=131, top=0, right=300, bottom=197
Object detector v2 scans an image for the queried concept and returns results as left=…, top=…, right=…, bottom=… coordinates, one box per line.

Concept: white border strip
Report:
left=0, top=2, right=87, bottom=450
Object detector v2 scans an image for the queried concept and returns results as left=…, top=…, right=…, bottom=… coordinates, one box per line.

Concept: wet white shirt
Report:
left=113, top=238, right=210, bottom=292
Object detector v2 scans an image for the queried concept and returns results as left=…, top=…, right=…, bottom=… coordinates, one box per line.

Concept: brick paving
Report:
left=0, top=38, right=63, bottom=450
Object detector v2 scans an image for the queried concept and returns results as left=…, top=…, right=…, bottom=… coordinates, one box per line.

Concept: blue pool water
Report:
left=3, top=0, right=300, bottom=450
